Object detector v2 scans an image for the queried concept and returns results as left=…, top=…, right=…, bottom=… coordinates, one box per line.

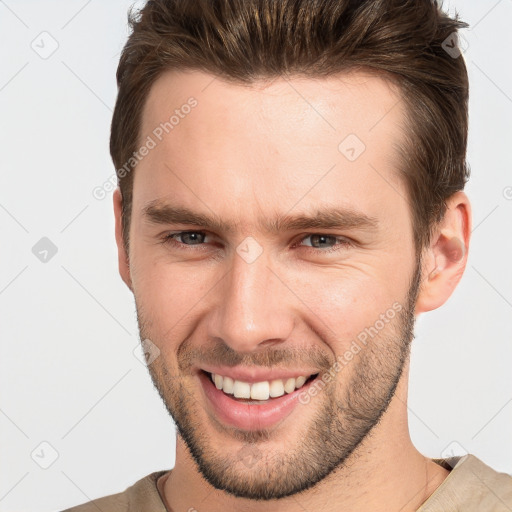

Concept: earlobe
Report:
left=415, top=192, right=471, bottom=314
left=113, top=187, right=133, bottom=292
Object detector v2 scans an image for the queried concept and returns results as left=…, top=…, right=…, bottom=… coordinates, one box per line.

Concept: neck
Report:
left=160, top=364, right=450, bottom=512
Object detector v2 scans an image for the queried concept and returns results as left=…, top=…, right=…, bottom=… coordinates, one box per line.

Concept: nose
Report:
left=208, top=246, right=295, bottom=353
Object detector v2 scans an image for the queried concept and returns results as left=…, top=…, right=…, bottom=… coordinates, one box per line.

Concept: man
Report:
left=63, top=0, right=512, bottom=510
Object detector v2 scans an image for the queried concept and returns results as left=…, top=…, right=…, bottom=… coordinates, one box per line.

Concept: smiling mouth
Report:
left=201, top=370, right=319, bottom=403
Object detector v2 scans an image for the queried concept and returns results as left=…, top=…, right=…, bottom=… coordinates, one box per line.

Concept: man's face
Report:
left=125, top=70, right=422, bottom=499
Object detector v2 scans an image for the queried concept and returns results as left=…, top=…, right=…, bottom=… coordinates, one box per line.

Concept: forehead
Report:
left=135, top=68, right=408, bottom=234
left=141, top=68, right=404, bottom=144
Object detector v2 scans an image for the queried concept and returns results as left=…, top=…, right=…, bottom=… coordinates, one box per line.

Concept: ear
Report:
left=113, top=187, right=133, bottom=292
left=415, top=191, right=471, bottom=314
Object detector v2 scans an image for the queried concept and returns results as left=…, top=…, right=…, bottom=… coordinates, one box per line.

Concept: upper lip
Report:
left=198, top=365, right=320, bottom=383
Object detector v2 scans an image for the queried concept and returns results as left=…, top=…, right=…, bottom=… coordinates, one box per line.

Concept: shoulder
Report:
left=58, top=470, right=169, bottom=512
left=420, top=454, right=512, bottom=511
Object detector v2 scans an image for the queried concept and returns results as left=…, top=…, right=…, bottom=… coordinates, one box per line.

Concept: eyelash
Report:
left=160, top=231, right=354, bottom=254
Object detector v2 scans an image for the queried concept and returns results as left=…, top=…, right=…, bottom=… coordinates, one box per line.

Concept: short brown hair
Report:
left=110, top=0, right=470, bottom=255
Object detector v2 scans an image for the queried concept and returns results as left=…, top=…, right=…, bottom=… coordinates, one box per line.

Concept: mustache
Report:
left=177, top=341, right=334, bottom=373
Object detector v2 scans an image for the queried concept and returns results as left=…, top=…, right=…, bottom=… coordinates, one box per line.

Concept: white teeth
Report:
left=250, top=381, right=270, bottom=400
left=214, top=373, right=223, bottom=390
left=208, top=372, right=314, bottom=400
left=295, top=376, right=307, bottom=388
left=222, top=376, right=234, bottom=394
left=284, top=378, right=296, bottom=394
left=233, top=380, right=251, bottom=398
left=269, top=379, right=285, bottom=397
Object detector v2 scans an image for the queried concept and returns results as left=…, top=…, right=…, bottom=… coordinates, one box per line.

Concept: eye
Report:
left=160, top=231, right=353, bottom=255
left=161, top=230, right=211, bottom=249
left=295, top=234, right=353, bottom=254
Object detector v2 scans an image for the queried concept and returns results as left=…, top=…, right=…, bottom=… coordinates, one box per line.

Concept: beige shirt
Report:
left=61, top=454, right=512, bottom=511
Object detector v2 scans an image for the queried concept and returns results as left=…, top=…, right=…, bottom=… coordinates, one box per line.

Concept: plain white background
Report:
left=0, top=1, right=511, bottom=510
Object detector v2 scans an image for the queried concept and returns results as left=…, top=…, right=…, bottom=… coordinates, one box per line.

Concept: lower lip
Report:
left=198, top=371, right=317, bottom=430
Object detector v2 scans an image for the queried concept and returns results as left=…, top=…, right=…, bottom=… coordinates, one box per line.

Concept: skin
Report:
left=113, top=69, right=471, bottom=512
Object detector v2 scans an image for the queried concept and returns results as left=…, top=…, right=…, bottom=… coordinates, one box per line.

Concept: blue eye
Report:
left=164, top=231, right=208, bottom=245
left=161, top=231, right=353, bottom=254
left=298, top=234, right=352, bottom=252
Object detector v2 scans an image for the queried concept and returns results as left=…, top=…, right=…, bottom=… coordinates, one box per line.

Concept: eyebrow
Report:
left=142, top=200, right=379, bottom=234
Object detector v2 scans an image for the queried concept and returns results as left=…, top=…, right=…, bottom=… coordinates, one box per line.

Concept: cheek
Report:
left=132, top=256, right=216, bottom=333
left=291, top=266, right=404, bottom=350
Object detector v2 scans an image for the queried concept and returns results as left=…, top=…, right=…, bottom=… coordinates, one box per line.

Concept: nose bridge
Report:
left=209, top=247, right=294, bottom=352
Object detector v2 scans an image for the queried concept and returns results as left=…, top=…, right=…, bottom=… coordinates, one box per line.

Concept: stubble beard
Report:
left=136, top=255, right=422, bottom=500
